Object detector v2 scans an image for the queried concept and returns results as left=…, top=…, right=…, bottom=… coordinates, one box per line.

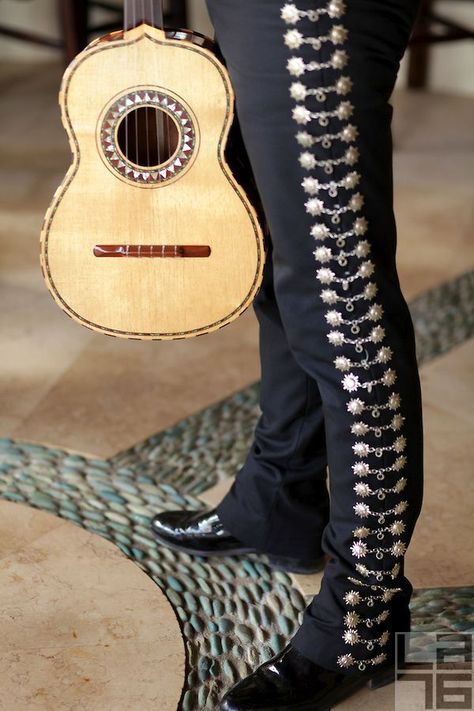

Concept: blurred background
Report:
left=0, top=2, right=473, bottom=709
left=0, top=0, right=473, bottom=89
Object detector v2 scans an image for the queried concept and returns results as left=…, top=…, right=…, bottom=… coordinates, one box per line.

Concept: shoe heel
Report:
left=266, top=554, right=325, bottom=574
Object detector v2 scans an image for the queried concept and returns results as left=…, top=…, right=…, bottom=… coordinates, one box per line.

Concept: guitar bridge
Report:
left=93, top=245, right=211, bottom=258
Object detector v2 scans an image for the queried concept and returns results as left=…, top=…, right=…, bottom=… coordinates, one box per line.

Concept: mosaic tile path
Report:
left=1, top=270, right=473, bottom=709
left=410, top=268, right=474, bottom=365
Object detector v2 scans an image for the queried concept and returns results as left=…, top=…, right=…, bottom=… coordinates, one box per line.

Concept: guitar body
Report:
left=41, top=25, right=265, bottom=339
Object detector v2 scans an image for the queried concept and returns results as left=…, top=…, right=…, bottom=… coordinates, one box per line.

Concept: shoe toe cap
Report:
left=150, top=510, right=186, bottom=535
left=219, top=673, right=270, bottom=710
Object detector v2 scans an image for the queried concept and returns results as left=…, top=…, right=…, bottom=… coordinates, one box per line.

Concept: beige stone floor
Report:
left=0, top=500, right=184, bottom=710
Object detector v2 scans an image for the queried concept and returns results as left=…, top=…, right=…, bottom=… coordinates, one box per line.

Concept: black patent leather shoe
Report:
left=151, top=508, right=325, bottom=574
left=219, top=642, right=400, bottom=711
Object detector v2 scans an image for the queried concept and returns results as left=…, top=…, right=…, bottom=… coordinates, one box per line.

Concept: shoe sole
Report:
left=151, top=530, right=326, bottom=574
left=220, top=665, right=399, bottom=711
left=151, top=529, right=257, bottom=557
left=266, top=554, right=326, bottom=575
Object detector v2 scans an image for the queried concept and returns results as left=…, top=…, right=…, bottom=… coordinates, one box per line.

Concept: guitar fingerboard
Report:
left=124, top=0, right=164, bottom=31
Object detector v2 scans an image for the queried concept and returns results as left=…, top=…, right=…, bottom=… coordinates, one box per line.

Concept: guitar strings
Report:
left=133, top=1, right=140, bottom=167
left=142, top=0, right=151, bottom=167
left=151, top=0, right=163, bottom=256
left=124, top=1, right=129, bottom=165
left=151, top=0, right=162, bottom=171
left=124, top=1, right=171, bottom=170
left=162, top=0, right=171, bottom=168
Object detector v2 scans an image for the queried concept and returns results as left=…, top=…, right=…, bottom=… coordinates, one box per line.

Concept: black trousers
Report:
left=205, top=0, right=424, bottom=674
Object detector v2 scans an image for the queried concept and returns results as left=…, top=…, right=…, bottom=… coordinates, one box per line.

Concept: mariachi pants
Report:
left=204, top=0, right=424, bottom=674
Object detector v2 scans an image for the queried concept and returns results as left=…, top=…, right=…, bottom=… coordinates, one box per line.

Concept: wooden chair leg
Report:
left=58, top=0, right=89, bottom=65
left=407, top=0, right=432, bottom=89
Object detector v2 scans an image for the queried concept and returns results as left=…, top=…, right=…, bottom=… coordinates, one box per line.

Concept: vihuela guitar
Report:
left=40, top=0, right=265, bottom=340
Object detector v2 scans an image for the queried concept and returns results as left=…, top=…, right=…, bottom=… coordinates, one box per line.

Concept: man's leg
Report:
left=216, top=234, right=330, bottom=560
left=206, top=0, right=423, bottom=674
left=150, top=220, right=330, bottom=565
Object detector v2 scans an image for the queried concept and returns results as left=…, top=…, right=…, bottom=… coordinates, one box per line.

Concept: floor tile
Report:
left=14, top=310, right=260, bottom=458
left=0, top=501, right=184, bottom=710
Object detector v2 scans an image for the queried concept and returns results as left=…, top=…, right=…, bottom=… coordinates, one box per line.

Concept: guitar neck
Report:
left=124, top=0, right=164, bottom=31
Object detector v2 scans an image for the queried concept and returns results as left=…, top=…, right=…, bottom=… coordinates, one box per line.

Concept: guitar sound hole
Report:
left=117, top=107, right=180, bottom=168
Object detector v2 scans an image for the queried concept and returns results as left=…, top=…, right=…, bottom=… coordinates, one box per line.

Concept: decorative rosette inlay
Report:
left=99, top=88, right=197, bottom=186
